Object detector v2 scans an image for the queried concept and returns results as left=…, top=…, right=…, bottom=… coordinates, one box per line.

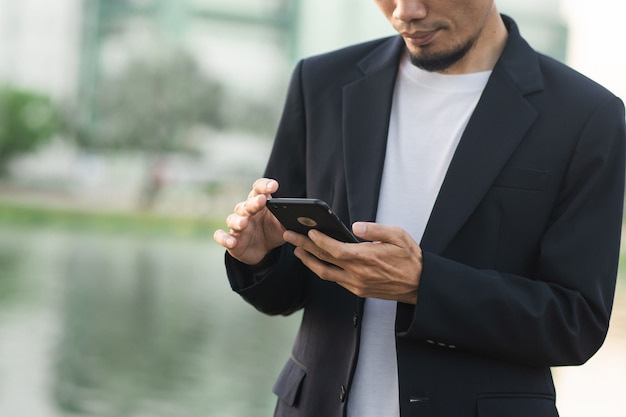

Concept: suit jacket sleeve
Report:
left=225, top=60, right=311, bottom=316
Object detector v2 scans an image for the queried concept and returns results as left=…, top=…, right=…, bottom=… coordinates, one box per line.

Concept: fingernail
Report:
left=307, top=229, right=318, bottom=240
left=283, top=231, right=295, bottom=243
left=266, top=180, right=276, bottom=190
left=353, top=222, right=366, bottom=235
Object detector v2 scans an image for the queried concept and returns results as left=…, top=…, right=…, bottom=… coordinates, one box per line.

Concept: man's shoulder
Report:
left=536, top=52, right=618, bottom=102
left=500, top=15, right=618, bottom=103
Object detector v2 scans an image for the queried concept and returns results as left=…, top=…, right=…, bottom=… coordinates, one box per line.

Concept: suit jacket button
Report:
left=352, top=312, right=358, bottom=328
left=340, top=385, right=347, bottom=402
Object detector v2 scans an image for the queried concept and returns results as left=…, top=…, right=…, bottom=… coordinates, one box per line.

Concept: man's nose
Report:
left=392, top=0, right=428, bottom=23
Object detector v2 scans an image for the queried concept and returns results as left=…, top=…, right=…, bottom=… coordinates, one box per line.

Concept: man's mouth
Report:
left=403, top=29, right=440, bottom=47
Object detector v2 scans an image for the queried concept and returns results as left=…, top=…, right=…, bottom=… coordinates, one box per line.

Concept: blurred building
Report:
left=0, top=0, right=81, bottom=100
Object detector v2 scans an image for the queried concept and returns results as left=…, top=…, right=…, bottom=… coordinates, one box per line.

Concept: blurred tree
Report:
left=77, top=48, right=224, bottom=154
left=71, top=48, right=227, bottom=208
left=221, top=91, right=282, bottom=138
left=0, top=86, right=61, bottom=174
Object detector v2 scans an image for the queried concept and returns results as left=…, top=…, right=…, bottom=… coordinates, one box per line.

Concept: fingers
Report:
left=290, top=238, right=370, bottom=299
left=214, top=178, right=278, bottom=250
left=285, top=223, right=411, bottom=264
left=225, top=212, right=249, bottom=233
left=213, top=178, right=285, bottom=265
left=293, top=244, right=344, bottom=277
left=250, top=178, right=279, bottom=198
left=213, top=229, right=236, bottom=249
left=230, top=183, right=272, bottom=221
left=234, top=197, right=263, bottom=217
left=285, top=222, right=421, bottom=304
left=352, top=222, right=405, bottom=244
left=285, top=229, right=353, bottom=268
left=236, top=178, right=280, bottom=217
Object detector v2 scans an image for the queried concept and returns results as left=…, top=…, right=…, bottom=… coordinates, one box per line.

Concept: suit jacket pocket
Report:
left=477, top=394, right=558, bottom=417
left=493, top=168, right=548, bottom=191
left=272, top=357, right=307, bottom=407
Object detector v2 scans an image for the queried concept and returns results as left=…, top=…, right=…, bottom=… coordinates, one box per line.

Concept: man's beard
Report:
left=408, top=35, right=477, bottom=72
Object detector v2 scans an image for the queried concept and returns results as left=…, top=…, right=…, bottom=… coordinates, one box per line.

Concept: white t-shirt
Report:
left=347, top=54, right=491, bottom=417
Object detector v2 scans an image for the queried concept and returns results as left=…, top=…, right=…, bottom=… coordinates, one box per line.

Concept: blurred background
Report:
left=0, top=0, right=624, bottom=416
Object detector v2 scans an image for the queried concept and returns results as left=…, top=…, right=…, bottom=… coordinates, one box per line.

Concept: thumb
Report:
left=352, top=222, right=402, bottom=243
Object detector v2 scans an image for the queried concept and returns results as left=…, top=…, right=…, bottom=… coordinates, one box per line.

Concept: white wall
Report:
left=297, top=0, right=394, bottom=58
left=562, top=0, right=626, bottom=100
left=0, top=0, right=81, bottom=100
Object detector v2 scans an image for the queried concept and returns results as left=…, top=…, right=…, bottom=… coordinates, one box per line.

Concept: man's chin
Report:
left=407, top=38, right=475, bottom=72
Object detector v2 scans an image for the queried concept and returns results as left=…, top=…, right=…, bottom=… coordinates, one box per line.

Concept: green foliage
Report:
left=0, top=201, right=222, bottom=238
left=0, top=86, right=60, bottom=171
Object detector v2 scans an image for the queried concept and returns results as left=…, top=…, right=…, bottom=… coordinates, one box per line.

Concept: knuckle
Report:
left=227, top=214, right=245, bottom=230
left=226, top=213, right=237, bottom=226
left=351, top=286, right=366, bottom=298
left=316, top=269, right=330, bottom=281
left=332, top=242, right=354, bottom=261
left=387, top=225, right=404, bottom=238
left=252, top=178, right=268, bottom=193
left=235, top=200, right=252, bottom=215
left=331, top=243, right=350, bottom=260
left=319, top=249, right=333, bottom=261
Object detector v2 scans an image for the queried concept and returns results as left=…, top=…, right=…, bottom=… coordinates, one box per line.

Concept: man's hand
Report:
left=213, top=178, right=286, bottom=265
left=284, top=222, right=423, bottom=304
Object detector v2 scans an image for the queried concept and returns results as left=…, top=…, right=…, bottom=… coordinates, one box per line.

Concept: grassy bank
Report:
left=0, top=201, right=223, bottom=238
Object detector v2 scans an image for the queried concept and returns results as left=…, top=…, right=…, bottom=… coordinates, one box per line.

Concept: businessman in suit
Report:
left=214, top=1, right=626, bottom=416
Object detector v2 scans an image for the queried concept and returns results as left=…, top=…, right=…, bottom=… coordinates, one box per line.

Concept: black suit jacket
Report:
left=226, top=16, right=626, bottom=417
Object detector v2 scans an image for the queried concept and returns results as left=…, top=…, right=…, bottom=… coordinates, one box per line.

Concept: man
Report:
left=213, top=1, right=626, bottom=416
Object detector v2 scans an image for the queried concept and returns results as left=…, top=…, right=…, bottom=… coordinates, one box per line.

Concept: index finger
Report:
left=352, top=222, right=406, bottom=245
left=248, top=178, right=279, bottom=198
left=304, top=229, right=357, bottom=260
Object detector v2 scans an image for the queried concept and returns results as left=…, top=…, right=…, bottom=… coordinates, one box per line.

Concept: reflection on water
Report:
left=0, top=227, right=299, bottom=417
left=0, top=227, right=623, bottom=417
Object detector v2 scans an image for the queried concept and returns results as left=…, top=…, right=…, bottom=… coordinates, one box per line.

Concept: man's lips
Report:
left=402, top=29, right=440, bottom=47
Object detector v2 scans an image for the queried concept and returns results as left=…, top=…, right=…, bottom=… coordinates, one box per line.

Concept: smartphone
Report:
left=266, top=198, right=358, bottom=243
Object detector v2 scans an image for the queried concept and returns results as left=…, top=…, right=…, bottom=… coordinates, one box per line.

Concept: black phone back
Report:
left=266, top=198, right=358, bottom=243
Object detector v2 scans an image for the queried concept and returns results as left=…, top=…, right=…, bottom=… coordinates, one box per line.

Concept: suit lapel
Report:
left=420, top=70, right=538, bottom=252
left=343, top=37, right=405, bottom=223
left=421, top=16, right=543, bottom=253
